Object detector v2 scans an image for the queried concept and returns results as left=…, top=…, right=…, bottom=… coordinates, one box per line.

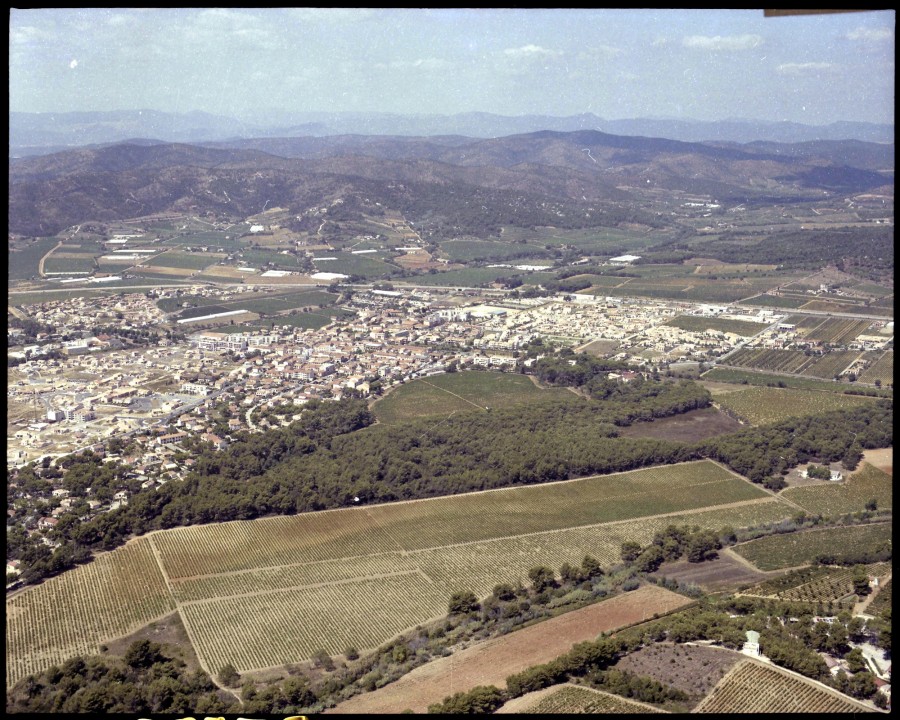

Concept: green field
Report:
left=714, top=386, right=878, bottom=425
left=665, top=315, right=770, bottom=336
left=9, top=237, right=59, bottom=281
left=783, top=462, right=893, bottom=517
left=742, top=294, right=811, bottom=309
left=7, top=460, right=794, bottom=682
left=313, top=253, right=400, bottom=278
left=732, top=523, right=892, bottom=571
left=41, top=255, right=98, bottom=274
left=147, top=251, right=221, bottom=270
left=500, top=226, right=666, bottom=253
left=398, top=267, right=522, bottom=287
left=439, top=239, right=548, bottom=262
left=373, top=371, right=577, bottom=423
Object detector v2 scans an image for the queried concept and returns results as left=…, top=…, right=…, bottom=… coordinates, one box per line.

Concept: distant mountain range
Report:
left=9, top=127, right=892, bottom=238
left=9, top=109, right=894, bottom=157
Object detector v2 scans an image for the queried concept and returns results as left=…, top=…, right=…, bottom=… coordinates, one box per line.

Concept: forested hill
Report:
left=9, top=128, right=891, bottom=237
left=9, top=376, right=893, bottom=587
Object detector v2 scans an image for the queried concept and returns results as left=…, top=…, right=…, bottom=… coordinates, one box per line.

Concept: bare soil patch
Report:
left=862, top=447, right=892, bottom=474
left=648, top=552, right=770, bottom=593
left=612, top=642, right=744, bottom=703
left=617, top=407, right=744, bottom=443
left=138, top=265, right=197, bottom=276
left=327, top=586, right=693, bottom=714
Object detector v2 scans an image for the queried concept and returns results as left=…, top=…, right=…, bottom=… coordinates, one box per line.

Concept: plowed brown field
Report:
left=327, top=585, right=694, bottom=714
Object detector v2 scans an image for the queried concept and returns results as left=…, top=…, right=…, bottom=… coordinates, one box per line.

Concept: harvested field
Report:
left=862, top=447, right=892, bottom=474
left=617, top=407, right=744, bottom=443
left=612, top=642, right=744, bottom=702
left=648, top=552, right=770, bottom=593
left=327, top=586, right=694, bottom=714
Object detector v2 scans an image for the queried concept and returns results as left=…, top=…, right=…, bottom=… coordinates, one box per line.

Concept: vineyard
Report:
left=739, top=562, right=892, bottom=606
left=694, top=659, right=873, bottom=713
left=857, top=350, right=893, bottom=386
left=804, top=318, right=873, bottom=344
left=783, top=462, right=893, bottom=517
left=714, top=387, right=877, bottom=425
left=516, top=684, right=663, bottom=713
left=5, top=538, right=174, bottom=688
left=801, top=351, right=861, bottom=380
left=7, top=461, right=798, bottom=682
left=732, top=523, right=893, bottom=571
left=723, top=348, right=817, bottom=374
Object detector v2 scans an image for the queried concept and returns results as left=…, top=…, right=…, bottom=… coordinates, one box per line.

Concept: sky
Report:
left=9, top=8, right=896, bottom=125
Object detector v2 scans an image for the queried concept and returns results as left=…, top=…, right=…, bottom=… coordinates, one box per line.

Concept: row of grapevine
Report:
left=695, top=659, right=870, bottom=713
left=804, top=318, right=872, bottom=344
left=523, top=684, right=663, bottom=714
left=800, top=351, right=861, bottom=379
left=366, top=461, right=766, bottom=552
left=181, top=573, right=449, bottom=675
left=6, top=538, right=174, bottom=688
left=152, top=509, right=398, bottom=579
left=732, top=523, right=892, bottom=571
left=170, top=551, right=418, bottom=602
left=724, top=348, right=817, bottom=374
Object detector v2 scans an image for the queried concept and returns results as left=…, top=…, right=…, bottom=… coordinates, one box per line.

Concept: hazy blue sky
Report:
left=9, top=8, right=895, bottom=125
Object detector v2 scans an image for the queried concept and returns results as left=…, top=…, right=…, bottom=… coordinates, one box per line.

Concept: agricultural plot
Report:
left=180, top=573, right=451, bottom=674
left=732, top=523, right=892, bottom=571
left=801, top=299, right=892, bottom=317
left=439, top=239, right=548, bottom=262
left=866, top=578, right=891, bottom=618
left=332, top=586, right=693, bottom=715
left=804, top=318, right=873, bottom=344
left=500, top=226, right=664, bottom=253
left=5, top=538, right=174, bottom=688
left=700, top=368, right=879, bottom=395
left=740, top=562, right=892, bottom=608
left=783, top=462, right=893, bottom=517
left=146, top=251, right=222, bottom=270
left=8, top=237, right=59, bottom=281
left=42, top=254, right=97, bottom=274
left=783, top=314, right=828, bottom=332
left=695, top=659, right=873, bottom=714
left=313, top=253, right=400, bottom=278
left=665, top=315, right=769, bottom=336
left=373, top=371, right=577, bottom=423
left=399, top=266, right=522, bottom=287
left=742, top=293, right=811, bottom=309
left=714, top=386, right=877, bottom=425
left=857, top=351, right=893, bottom=386
left=8, top=462, right=795, bottom=683
left=512, top=684, right=663, bottom=714
left=801, top=351, right=861, bottom=380
left=722, top=348, right=816, bottom=374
